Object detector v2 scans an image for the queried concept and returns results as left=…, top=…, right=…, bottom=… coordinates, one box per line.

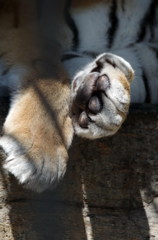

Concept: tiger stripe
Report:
left=107, top=0, right=118, bottom=49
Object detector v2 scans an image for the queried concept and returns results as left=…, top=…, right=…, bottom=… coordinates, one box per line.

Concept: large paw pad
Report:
left=70, top=53, right=134, bottom=139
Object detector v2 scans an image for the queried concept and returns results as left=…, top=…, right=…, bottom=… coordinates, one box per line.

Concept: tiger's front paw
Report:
left=0, top=81, right=73, bottom=192
left=70, top=53, right=134, bottom=139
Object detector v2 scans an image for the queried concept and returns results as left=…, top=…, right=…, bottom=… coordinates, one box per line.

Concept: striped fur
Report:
left=0, top=0, right=157, bottom=102
left=0, top=0, right=157, bottom=191
left=63, top=0, right=158, bottom=103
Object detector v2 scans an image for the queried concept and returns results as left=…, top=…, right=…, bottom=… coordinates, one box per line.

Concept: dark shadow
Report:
left=76, top=110, right=158, bottom=240
left=1, top=100, right=156, bottom=239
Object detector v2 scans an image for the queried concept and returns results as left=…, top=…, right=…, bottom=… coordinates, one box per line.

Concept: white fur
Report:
left=112, top=0, right=151, bottom=48
left=71, top=3, right=110, bottom=53
left=0, top=135, right=67, bottom=192
left=0, top=136, right=35, bottom=182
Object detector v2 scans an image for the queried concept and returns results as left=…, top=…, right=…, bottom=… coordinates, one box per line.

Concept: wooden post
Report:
left=0, top=98, right=158, bottom=240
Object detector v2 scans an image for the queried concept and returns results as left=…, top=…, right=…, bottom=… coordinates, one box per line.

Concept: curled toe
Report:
left=79, top=111, right=89, bottom=128
left=88, top=96, right=101, bottom=114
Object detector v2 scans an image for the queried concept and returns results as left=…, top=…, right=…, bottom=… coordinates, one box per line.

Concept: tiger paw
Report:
left=0, top=80, right=73, bottom=192
left=70, top=53, right=134, bottom=139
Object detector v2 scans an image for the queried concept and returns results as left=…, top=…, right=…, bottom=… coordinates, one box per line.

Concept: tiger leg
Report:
left=0, top=71, right=73, bottom=192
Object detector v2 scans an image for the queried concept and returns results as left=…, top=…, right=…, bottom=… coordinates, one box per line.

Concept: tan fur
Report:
left=0, top=0, right=133, bottom=191
left=0, top=0, right=75, bottom=191
left=4, top=77, right=73, bottom=147
left=3, top=72, right=74, bottom=190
